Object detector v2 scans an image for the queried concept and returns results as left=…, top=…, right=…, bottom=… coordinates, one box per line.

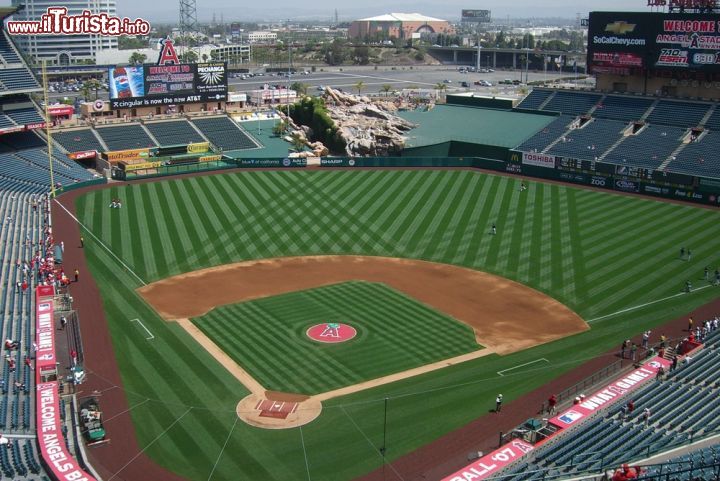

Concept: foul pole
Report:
left=41, top=60, right=56, bottom=198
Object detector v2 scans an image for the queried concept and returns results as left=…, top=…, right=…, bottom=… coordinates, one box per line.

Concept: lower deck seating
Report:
left=604, top=126, right=686, bottom=170
left=191, top=116, right=259, bottom=151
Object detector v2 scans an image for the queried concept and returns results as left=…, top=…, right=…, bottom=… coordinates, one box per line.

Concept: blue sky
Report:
left=1, top=1, right=661, bottom=23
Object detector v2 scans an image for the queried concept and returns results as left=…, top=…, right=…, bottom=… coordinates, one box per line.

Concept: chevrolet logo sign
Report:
left=605, top=21, right=637, bottom=35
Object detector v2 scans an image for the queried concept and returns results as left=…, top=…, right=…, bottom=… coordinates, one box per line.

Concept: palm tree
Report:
left=290, top=133, right=306, bottom=152
left=128, top=52, right=147, bottom=65
left=434, top=82, right=447, bottom=101
left=290, top=81, right=309, bottom=96
left=354, top=80, right=365, bottom=95
left=380, top=84, right=392, bottom=97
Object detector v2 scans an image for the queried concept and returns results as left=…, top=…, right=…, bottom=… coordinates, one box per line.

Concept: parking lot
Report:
left=46, top=64, right=590, bottom=103
left=228, top=65, right=588, bottom=97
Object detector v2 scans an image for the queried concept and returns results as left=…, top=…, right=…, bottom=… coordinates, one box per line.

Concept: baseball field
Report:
left=69, top=168, right=720, bottom=481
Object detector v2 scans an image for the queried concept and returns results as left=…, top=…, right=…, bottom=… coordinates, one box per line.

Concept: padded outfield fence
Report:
left=110, top=154, right=720, bottom=207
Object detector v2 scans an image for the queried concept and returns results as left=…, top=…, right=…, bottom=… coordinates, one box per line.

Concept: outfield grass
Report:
left=75, top=169, right=720, bottom=481
left=193, top=281, right=480, bottom=394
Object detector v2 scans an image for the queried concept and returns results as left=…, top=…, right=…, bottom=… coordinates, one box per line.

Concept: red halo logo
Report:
left=306, top=323, right=357, bottom=343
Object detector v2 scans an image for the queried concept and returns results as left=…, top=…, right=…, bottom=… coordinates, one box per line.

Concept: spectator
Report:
left=656, top=366, right=665, bottom=382
left=547, top=394, right=557, bottom=415
left=643, top=408, right=651, bottom=427
left=642, top=331, right=650, bottom=349
left=671, top=355, right=678, bottom=371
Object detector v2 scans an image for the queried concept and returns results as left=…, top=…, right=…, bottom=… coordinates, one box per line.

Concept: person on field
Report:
left=630, top=343, right=638, bottom=361
left=495, top=394, right=503, bottom=413
left=680, top=247, right=685, bottom=259
left=80, top=236, right=84, bottom=248
left=74, top=269, right=79, bottom=283
left=685, top=280, right=692, bottom=293
left=642, top=331, right=650, bottom=349
left=491, top=223, right=497, bottom=235
left=687, top=249, right=692, bottom=261
left=688, top=317, right=694, bottom=332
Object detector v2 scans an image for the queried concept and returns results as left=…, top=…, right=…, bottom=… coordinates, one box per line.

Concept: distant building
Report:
left=348, top=13, right=454, bottom=40
left=10, top=0, right=118, bottom=65
left=247, top=31, right=277, bottom=43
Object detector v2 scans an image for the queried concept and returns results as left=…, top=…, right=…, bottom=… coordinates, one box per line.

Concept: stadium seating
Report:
left=0, top=112, right=14, bottom=128
left=0, top=33, right=22, bottom=64
left=0, top=68, right=40, bottom=92
left=516, top=115, right=573, bottom=153
left=191, top=116, right=259, bottom=151
left=541, top=91, right=603, bottom=116
left=547, top=119, right=627, bottom=159
left=53, top=129, right=105, bottom=153
left=594, top=96, right=655, bottom=122
left=500, top=329, right=720, bottom=481
left=517, top=90, right=555, bottom=110
left=667, top=133, right=720, bottom=178
left=646, top=101, right=711, bottom=128
left=5, top=108, right=43, bottom=126
left=637, top=444, right=720, bottom=481
left=702, top=108, right=720, bottom=131
left=144, top=120, right=205, bottom=146
left=604, top=125, right=686, bottom=169
left=14, top=149, right=95, bottom=184
left=0, top=131, right=45, bottom=151
left=95, top=124, right=157, bottom=151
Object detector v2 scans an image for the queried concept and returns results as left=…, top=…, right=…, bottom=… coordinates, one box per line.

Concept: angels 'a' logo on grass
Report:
left=306, top=322, right=357, bottom=343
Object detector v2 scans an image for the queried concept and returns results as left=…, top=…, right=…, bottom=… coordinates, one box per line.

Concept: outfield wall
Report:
left=507, top=150, right=720, bottom=207
left=113, top=154, right=719, bottom=207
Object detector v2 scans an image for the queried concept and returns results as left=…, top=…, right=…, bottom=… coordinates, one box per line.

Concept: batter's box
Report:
left=255, top=399, right=299, bottom=419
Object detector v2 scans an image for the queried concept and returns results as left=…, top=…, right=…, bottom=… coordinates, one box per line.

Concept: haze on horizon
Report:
left=0, top=0, right=660, bottom=23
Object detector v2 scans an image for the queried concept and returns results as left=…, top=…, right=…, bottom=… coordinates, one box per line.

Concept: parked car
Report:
left=443, top=79, right=452, bottom=83
left=460, top=81, right=470, bottom=87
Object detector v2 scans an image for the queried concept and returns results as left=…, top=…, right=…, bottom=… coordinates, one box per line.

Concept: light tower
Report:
left=179, top=0, right=199, bottom=56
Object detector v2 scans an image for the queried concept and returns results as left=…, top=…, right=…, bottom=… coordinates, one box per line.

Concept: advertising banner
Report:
left=36, top=382, right=99, bottom=481
left=588, top=12, right=720, bottom=72
left=109, top=62, right=227, bottom=109
left=199, top=154, right=222, bottom=162
left=35, top=291, right=55, bottom=373
left=522, top=152, right=556, bottom=169
left=441, top=440, right=534, bottom=481
left=68, top=150, right=98, bottom=160
left=549, top=357, right=670, bottom=429
left=106, top=148, right=151, bottom=162
left=614, top=178, right=640, bottom=192
left=461, top=9, right=492, bottom=23
left=187, top=142, right=210, bottom=153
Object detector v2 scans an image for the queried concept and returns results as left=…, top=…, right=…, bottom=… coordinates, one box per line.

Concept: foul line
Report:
left=587, top=284, right=714, bottom=323
left=130, top=318, right=155, bottom=340
left=53, top=198, right=147, bottom=286
left=497, top=358, right=549, bottom=377
left=108, top=407, right=192, bottom=481
left=206, top=417, right=239, bottom=481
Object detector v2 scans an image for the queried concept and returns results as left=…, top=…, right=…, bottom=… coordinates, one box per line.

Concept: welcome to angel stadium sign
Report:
left=647, top=0, right=718, bottom=8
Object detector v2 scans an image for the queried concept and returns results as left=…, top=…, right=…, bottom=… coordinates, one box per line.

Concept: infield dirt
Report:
left=139, top=255, right=588, bottom=356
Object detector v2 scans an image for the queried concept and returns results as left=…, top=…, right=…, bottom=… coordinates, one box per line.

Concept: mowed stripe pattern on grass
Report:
left=74, top=170, right=720, bottom=481
left=192, top=281, right=480, bottom=395
left=80, top=169, right=720, bottom=320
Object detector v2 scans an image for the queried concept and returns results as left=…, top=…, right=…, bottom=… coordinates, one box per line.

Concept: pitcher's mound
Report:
left=236, top=391, right=322, bottom=429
